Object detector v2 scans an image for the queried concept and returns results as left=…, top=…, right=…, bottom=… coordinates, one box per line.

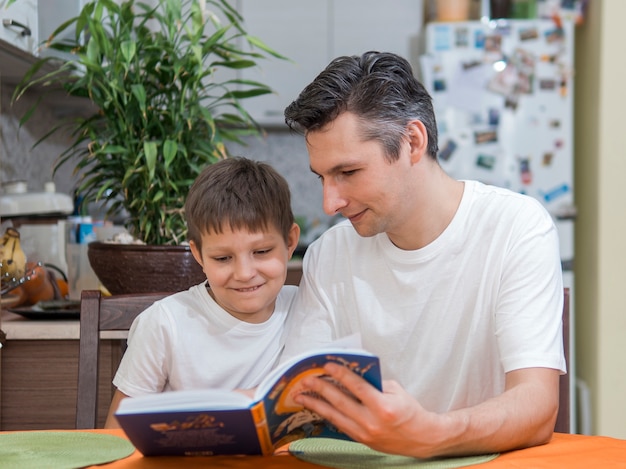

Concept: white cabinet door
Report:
left=0, top=0, right=38, bottom=54
left=238, top=0, right=331, bottom=126
left=332, top=0, right=423, bottom=71
left=238, top=0, right=424, bottom=126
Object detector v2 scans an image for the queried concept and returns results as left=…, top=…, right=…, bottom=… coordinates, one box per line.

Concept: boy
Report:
left=104, top=157, right=300, bottom=428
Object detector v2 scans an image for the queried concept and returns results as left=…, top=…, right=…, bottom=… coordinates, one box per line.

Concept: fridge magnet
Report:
left=559, top=77, right=568, bottom=97
left=510, top=48, right=535, bottom=94
left=433, top=25, right=452, bottom=51
left=518, top=157, right=532, bottom=185
left=542, top=152, right=554, bottom=166
left=544, top=27, right=564, bottom=44
left=504, top=93, right=519, bottom=111
left=484, top=35, right=502, bottom=54
left=540, top=53, right=558, bottom=64
left=476, top=154, right=496, bottom=170
left=438, top=139, right=458, bottom=162
left=519, top=27, right=539, bottom=41
left=549, top=119, right=561, bottom=129
left=455, top=27, right=469, bottom=47
left=433, top=78, right=447, bottom=92
left=487, top=64, right=516, bottom=96
left=554, top=138, right=564, bottom=149
left=474, top=129, right=498, bottom=144
left=541, top=183, right=570, bottom=203
left=488, top=108, right=500, bottom=126
left=462, top=60, right=482, bottom=70
left=539, top=78, right=557, bottom=90
left=493, top=22, right=512, bottom=37
left=474, top=30, right=485, bottom=49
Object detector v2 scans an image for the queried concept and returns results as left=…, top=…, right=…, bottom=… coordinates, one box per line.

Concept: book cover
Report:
left=115, top=348, right=382, bottom=456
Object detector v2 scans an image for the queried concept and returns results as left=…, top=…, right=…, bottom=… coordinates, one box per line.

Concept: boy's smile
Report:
left=190, top=223, right=299, bottom=324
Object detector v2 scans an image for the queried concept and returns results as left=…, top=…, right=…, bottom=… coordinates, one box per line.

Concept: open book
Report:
left=115, top=347, right=382, bottom=457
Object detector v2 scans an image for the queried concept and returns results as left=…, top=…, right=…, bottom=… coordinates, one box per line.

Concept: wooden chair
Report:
left=555, top=287, right=571, bottom=433
left=76, top=289, right=172, bottom=429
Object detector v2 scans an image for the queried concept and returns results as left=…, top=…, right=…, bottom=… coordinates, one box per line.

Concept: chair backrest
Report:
left=554, top=287, right=571, bottom=433
left=76, top=289, right=172, bottom=429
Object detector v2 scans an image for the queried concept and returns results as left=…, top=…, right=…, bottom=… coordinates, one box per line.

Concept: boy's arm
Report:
left=104, top=389, right=129, bottom=429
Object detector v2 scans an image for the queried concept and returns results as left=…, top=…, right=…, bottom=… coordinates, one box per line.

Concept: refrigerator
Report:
left=421, top=18, right=577, bottom=432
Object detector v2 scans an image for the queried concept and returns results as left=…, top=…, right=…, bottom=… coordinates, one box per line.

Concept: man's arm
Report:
left=294, top=363, right=559, bottom=458
left=104, top=389, right=129, bottom=429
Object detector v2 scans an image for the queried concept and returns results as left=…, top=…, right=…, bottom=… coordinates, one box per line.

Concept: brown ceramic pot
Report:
left=87, top=241, right=206, bottom=294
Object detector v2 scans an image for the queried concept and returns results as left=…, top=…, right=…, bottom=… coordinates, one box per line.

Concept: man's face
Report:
left=306, top=112, right=415, bottom=239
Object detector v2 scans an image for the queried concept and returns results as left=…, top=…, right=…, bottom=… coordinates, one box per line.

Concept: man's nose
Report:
left=322, top=180, right=347, bottom=216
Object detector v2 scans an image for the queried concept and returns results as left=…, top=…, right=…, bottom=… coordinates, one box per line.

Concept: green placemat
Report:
left=290, top=438, right=498, bottom=469
left=0, top=431, right=135, bottom=469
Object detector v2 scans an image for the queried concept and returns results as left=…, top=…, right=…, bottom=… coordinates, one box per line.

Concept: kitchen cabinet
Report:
left=0, top=311, right=123, bottom=430
left=0, top=0, right=94, bottom=116
left=0, top=0, right=38, bottom=56
left=0, top=36, right=94, bottom=116
left=237, top=0, right=424, bottom=126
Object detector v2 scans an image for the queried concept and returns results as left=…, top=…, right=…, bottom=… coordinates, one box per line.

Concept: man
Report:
left=282, top=51, right=565, bottom=458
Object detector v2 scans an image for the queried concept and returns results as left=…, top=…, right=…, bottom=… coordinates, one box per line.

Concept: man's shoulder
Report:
left=466, top=180, right=549, bottom=216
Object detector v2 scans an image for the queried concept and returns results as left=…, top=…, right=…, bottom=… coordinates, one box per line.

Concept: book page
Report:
left=116, top=389, right=253, bottom=414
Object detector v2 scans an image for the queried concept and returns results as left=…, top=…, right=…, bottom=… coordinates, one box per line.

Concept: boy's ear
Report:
left=189, top=240, right=204, bottom=268
left=287, top=222, right=301, bottom=259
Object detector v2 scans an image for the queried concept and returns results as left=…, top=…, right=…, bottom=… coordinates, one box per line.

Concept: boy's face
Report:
left=189, top=223, right=300, bottom=323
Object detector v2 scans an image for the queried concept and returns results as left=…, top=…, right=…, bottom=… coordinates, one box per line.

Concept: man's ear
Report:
left=407, top=120, right=429, bottom=164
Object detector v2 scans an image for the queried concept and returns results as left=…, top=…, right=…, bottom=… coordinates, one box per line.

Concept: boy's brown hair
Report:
left=184, top=157, right=295, bottom=251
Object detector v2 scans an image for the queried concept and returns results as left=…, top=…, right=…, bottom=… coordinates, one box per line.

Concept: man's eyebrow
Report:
left=310, top=162, right=358, bottom=177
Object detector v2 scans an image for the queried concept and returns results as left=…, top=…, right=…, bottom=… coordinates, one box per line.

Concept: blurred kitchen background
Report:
left=1, top=0, right=625, bottom=439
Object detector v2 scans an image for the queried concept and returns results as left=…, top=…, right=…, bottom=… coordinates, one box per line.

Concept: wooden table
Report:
left=40, top=429, right=626, bottom=468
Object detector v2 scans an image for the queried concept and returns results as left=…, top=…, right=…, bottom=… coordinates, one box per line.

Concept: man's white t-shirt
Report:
left=282, top=181, right=565, bottom=413
left=114, top=283, right=297, bottom=396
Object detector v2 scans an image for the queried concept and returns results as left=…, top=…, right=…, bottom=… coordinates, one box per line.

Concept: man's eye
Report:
left=342, top=169, right=357, bottom=176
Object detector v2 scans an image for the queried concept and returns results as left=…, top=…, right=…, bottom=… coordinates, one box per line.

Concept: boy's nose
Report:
left=233, top=258, right=256, bottom=281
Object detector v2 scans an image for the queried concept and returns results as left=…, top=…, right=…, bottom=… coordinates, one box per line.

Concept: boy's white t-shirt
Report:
left=113, top=283, right=297, bottom=396
left=282, top=181, right=566, bottom=413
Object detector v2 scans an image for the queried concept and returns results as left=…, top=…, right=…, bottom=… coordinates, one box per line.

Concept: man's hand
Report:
left=293, top=362, right=559, bottom=458
left=293, top=362, right=453, bottom=458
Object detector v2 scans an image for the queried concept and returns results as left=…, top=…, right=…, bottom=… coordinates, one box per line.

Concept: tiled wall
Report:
left=1, top=86, right=330, bottom=236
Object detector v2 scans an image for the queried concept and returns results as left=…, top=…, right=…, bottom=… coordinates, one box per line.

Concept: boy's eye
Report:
left=213, top=256, right=230, bottom=262
left=255, top=248, right=272, bottom=255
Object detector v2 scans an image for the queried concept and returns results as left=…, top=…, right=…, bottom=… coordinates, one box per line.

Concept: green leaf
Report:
left=120, top=40, right=137, bottom=64
left=163, top=139, right=178, bottom=168
left=144, top=141, right=158, bottom=180
left=131, top=84, right=147, bottom=117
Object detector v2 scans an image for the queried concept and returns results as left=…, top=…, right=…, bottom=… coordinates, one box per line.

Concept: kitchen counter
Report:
left=0, top=309, right=126, bottom=340
left=0, top=308, right=123, bottom=431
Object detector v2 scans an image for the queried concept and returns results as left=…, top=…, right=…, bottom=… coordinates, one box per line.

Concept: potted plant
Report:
left=12, top=0, right=283, bottom=293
